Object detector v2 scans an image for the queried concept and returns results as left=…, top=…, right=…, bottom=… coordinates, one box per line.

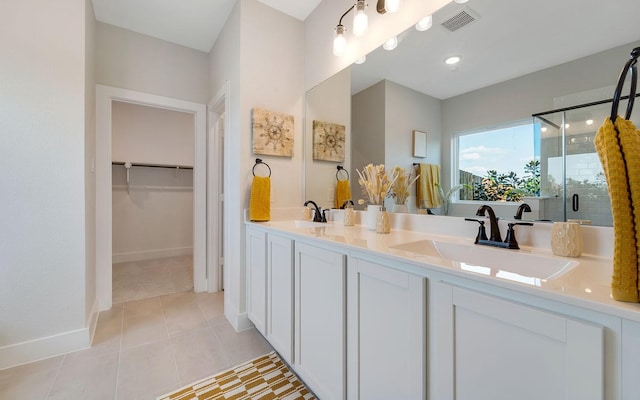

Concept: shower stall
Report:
left=533, top=94, right=640, bottom=226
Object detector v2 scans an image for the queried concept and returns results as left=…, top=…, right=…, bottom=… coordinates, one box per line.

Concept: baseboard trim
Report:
left=0, top=327, right=91, bottom=371
left=112, top=247, right=193, bottom=263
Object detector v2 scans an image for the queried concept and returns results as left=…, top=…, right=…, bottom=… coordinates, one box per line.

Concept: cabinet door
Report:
left=347, top=257, right=426, bottom=400
left=294, top=242, right=346, bottom=400
left=266, top=234, right=294, bottom=364
left=432, top=282, right=604, bottom=400
left=622, top=319, right=640, bottom=400
left=246, top=228, right=266, bottom=335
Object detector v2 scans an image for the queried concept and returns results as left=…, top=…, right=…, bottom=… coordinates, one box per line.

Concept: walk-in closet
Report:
left=111, top=100, right=195, bottom=303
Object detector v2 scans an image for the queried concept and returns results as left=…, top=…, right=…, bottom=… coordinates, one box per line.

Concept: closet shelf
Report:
left=112, top=161, right=193, bottom=170
left=112, top=184, right=193, bottom=191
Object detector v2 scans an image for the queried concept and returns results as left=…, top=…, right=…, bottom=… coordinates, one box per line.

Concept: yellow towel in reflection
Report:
left=416, top=163, right=442, bottom=209
left=595, top=117, right=639, bottom=302
left=249, top=176, right=271, bottom=222
left=335, top=179, right=352, bottom=208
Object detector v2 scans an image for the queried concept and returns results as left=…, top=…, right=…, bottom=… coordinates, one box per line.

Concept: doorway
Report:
left=96, top=85, right=207, bottom=311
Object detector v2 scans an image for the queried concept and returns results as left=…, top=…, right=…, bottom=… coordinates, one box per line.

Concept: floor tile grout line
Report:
left=113, top=303, right=125, bottom=400
left=163, top=295, right=184, bottom=388
left=44, top=353, right=66, bottom=399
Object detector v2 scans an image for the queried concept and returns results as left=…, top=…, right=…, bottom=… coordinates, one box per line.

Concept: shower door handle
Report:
left=572, top=193, right=579, bottom=212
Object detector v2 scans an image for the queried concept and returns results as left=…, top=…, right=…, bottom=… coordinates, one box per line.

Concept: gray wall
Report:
left=96, top=22, right=210, bottom=104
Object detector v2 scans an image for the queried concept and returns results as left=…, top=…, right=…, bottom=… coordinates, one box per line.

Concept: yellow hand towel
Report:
left=416, top=163, right=442, bottom=209
left=249, top=176, right=271, bottom=222
left=594, top=117, right=639, bottom=302
left=335, top=179, right=352, bottom=208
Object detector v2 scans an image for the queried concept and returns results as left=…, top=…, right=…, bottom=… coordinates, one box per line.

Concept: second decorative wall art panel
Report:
left=313, top=120, right=346, bottom=162
left=252, top=108, right=294, bottom=157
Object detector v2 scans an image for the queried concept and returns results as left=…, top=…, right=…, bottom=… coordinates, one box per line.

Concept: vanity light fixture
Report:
left=383, top=36, right=398, bottom=50
left=378, top=0, right=401, bottom=14
left=332, top=0, right=402, bottom=57
left=415, top=15, right=433, bottom=31
left=353, top=0, right=368, bottom=37
left=333, top=24, right=347, bottom=56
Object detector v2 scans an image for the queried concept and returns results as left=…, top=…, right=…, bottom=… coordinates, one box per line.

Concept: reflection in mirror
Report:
left=304, top=0, right=640, bottom=225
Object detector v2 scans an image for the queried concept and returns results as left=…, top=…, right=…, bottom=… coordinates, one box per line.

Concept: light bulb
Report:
left=415, top=15, right=432, bottom=31
left=382, top=36, right=398, bottom=51
left=333, top=25, right=346, bottom=56
left=385, top=0, right=401, bottom=13
left=353, top=1, right=368, bottom=37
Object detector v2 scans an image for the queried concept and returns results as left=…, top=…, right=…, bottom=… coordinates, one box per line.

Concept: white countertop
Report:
left=247, top=217, right=640, bottom=322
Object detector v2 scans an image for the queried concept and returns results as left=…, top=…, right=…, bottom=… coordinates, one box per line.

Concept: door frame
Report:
left=96, top=85, right=207, bottom=311
left=207, top=82, right=230, bottom=292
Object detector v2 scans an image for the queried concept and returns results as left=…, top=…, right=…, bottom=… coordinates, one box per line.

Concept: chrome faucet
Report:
left=304, top=200, right=326, bottom=223
left=514, top=203, right=531, bottom=220
left=476, top=205, right=502, bottom=242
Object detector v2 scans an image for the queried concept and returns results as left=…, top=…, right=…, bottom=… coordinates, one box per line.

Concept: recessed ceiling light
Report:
left=541, top=127, right=548, bottom=133
left=564, top=123, right=570, bottom=129
left=444, top=56, right=461, bottom=65
left=454, top=0, right=469, bottom=3
left=586, top=119, right=594, bottom=126
left=354, top=56, right=367, bottom=64
left=383, top=36, right=398, bottom=51
left=415, top=15, right=433, bottom=31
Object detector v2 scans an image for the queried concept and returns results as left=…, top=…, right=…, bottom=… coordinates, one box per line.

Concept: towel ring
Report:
left=252, top=158, right=271, bottom=177
left=610, top=47, right=639, bottom=123
left=336, top=165, right=349, bottom=181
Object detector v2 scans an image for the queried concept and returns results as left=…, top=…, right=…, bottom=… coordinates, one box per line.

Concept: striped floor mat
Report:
left=157, top=352, right=316, bottom=400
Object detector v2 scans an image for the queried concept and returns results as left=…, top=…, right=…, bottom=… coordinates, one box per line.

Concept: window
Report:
left=455, top=121, right=540, bottom=202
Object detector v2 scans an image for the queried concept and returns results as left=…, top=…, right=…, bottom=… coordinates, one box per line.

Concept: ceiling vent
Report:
left=440, top=8, right=478, bottom=32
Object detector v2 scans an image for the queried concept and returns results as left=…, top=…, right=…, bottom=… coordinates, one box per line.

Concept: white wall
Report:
left=96, top=22, right=210, bottom=104
left=0, top=0, right=91, bottom=368
left=111, top=101, right=195, bottom=166
left=209, top=0, right=305, bottom=330
left=304, top=0, right=450, bottom=90
left=111, top=101, right=194, bottom=262
left=305, top=67, right=351, bottom=209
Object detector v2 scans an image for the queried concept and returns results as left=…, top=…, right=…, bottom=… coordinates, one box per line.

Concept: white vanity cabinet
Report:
left=246, top=227, right=267, bottom=335
left=266, top=234, right=294, bottom=364
left=347, top=256, right=427, bottom=400
left=622, top=319, right=640, bottom=400
left=432, top=282, right=604, bottom=400
left=294, top=241, right=347, bottom=400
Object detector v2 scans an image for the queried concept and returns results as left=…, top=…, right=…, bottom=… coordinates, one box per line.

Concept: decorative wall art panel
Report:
left=313, top=120, right=345, bottom=162
left=252, top=108, right=294, bottom=157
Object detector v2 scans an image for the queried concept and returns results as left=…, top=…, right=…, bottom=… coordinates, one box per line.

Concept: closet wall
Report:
left=111, top=100, right=194, bottom=262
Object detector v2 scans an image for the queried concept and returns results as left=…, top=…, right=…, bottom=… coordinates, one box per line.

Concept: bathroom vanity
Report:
left=245, top=214, right=640, bottom=400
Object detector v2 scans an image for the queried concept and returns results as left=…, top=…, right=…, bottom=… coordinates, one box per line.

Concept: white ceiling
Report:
left=91, top=0, right=321, bottom=52
left=352, top=0, right=640, bottom=99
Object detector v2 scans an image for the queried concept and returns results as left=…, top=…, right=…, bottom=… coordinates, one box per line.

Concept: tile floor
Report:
left=112, top=255, right=194, bottom=304
left=0, top=291, right=273, bottom=400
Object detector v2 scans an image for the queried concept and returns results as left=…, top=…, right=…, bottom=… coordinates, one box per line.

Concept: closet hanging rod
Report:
left=111, top=161, right=193, bottom=170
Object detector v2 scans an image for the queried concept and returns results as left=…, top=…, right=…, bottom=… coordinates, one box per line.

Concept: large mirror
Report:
left=304, top=0, right=640, bottom=226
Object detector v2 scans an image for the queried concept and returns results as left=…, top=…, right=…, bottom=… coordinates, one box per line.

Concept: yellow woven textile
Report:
left=249, top=176, right=271, bottom=222
left=594, top=117, right=639, bottom=302
left=416, top=163, right=442, bottom=209
left=335, top=179, right=352, bottom=208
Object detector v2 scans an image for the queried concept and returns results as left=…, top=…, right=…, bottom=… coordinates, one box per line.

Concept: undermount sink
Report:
left=390, top=239, right=578, bottom=283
